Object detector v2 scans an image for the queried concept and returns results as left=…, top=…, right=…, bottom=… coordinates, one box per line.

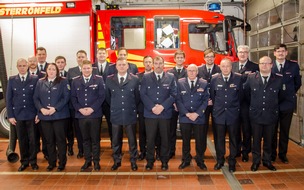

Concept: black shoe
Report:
left=81, top=161, right=92, bottom=171
left=138, top=152, right=146, bottom=161
left=214, top=163, right=224, bottom=170
left=94, top=162, right=101, bottom=171
left=146, top=162, right=154, bottom=170
left=229, top=165, right=236, bottom=173
left=68, top=147, right=74, bottom=156
left=111, top=162, right=121, bottom=171
left=279, top=156, right=289, bottom=164
left=57, top=166, right=65, bottom=172
left=31, top=164, right=39, bottom=171
left=131, top=163, right=138, bottom=171
left=271, top=156, right=276, bottom=162
left=197, top=163, right=207, bottom=170
left=161, top=162, right=168, bottom=171
left=18, top=164, right=29, bottom=172
left=178, top=162, right=190, bottom=169
left=77, top=151, right=84, bottom=159
left=242, top=154, right=249, bottom=162
left=251, top=163, right=259, bottom=172
left=169, top=153, right=175, bottom=159
left=46, top=165, right=56, bottom=171
left=263, top=163, right=277, bottom=171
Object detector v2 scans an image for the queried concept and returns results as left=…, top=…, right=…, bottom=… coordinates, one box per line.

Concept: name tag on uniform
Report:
left=30, top=85, right=34, bottom=87
left=217, top=84, right=223, bottom=87
left=197, top=88, right=204, bottom=92
left=163, top=84, right=169, bottom=87
left=52, top=87, right=57, bottom=90
left=181, top=91, right=186, bottom=95
left=230, top=84, right=237, bottom=88
left=89, top=84, right=97, bottom=88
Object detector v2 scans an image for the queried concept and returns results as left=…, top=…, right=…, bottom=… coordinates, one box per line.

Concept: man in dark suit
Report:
left=36, top=47, right=49, bottom=76
left=197, top=49, right=221, bottom=149
left=176, top=64, right=209, bottom=170
left=92, top=48, right=115, bottom=143
left=271, top=44, right=302, bottom=164
left=140, top=56, right=177, bottom=171
left=71, top=60, right=105, bottom=171
left=55, top=55, right=74, bottom=156
left=244, top=56, right=283, bottom=172
left=106, top=57, right=140, bottom=171
left=166, top=50, right=187, bottom=159
left=210, top=58, right=243, bottom=173
left=116, top=47, right=138, bottom=74
left=28, top=55, right=45, bottom=79
left=232, top=45, right=259, bottom=162
left=137, top=55, right=153, bottom=161
left=6, top=58, right=39, bottom=171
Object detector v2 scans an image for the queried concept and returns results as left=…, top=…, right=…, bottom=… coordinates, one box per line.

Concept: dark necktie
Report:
left=224, top=77, right=228, bottom=83
left=157, top=75, right=161, bottom=83
left=49, top=81, right=53, bottom=86
left=279, top=64, right=283, bottom=73
left=120, top=77, right=124, bottom=85
left=21, top=76, right=25, bottom=83
left=177, top=69, right=181, bottom=75
left=190, top=81, right=194, bottom=90
left=262, top=76, right=268, bottom=86
left=40, top=64, right=43, bottom=71
left=100, top=64, right=103, bottom=75
left=85, top=78, right=89, bottom=83
left=240, top=64, right=244, bottom=71
left=31, top=72, right=35, bottom=75
left=60, top=72, right=63, bottom=77
left=208, top=68, right=211, bottom=77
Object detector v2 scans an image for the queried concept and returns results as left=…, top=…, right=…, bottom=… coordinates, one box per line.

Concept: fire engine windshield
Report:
left=189, top=23, right=226, bottom=53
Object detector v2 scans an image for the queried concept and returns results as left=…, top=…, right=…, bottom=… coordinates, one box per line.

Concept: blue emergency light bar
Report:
left=208, top=3, right=221, bottom=11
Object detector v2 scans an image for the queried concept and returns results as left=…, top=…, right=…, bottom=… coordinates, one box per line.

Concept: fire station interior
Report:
left=0, top=0, right=304, bottom=189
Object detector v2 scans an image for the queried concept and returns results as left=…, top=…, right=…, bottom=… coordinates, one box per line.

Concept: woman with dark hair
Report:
left=33, top=63, right=70, bottom=171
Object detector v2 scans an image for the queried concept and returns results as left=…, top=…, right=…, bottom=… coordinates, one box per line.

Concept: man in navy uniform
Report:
left=106, top=57, right=140, bottom=171
left=176, top=64, right=209, bottom=170
left=36, top=47, right=49, bottom=75
left=271, top=44, right=301, bottom=164
left=140, top=56, right=177, bottom=171
left=71, top=60, right=105, bottom=171
left=116, top=47, right=138, bottom=74
left=137, top=55, right=153, bottom=161
left=6, top=58, right=39, bottom=171
left=244, top=56, right=283, bottom=171
left=28, top=55, right=45, bottom=79
left=232, top=45, right=259, bottom=162
left=210, top=58, right=243, bottom=173
left=167, top=50, right=187, bottom=159
left=93, top=48, right=115, bottom=143
left=197, top=49, right=221, bottom=146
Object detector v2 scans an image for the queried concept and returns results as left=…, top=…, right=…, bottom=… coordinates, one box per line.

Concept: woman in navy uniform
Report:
left=71, top=60, right=105, bottom=172
left=6, top=58, right=39, bottom=171
left=33, top=63, right=70, bottom=172
left=106, top=57, right=140, bottom=171
left=176, top=64, right=209, bottom=170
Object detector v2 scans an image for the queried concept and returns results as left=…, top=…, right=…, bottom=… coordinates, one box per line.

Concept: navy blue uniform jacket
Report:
left=272, top=60, right=301, bottom=111
left=210, top=72, right=243, bottom=125
left=106, top=73, right=140, bottom=125
left=6, top=74, right=38, bottom=120
left=71, top=75, right=105, bottom=119
left=140, top=72, right=177, bottom=119
left=176, top=77, right=209, bottom=124
left=33, top=78, right=70, bottom=120
left=244, top=72, right=283, bottom=125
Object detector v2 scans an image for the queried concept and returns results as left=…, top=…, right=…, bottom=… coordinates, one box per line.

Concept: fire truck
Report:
left=0, top=0, right=249, bottom=137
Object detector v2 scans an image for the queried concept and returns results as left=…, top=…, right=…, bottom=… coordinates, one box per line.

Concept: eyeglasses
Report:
left=205, top=56, right=214, bottom=59
left=238, top=51, right=248, bottom=54
left=259, top=62, right=272, bottom=65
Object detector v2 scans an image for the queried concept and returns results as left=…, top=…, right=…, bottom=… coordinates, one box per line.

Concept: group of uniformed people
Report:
left=6, top=44, right=301, bottom=173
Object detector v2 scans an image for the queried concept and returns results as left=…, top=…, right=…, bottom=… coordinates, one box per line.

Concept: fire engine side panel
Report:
left=36, top=16, right=91, bottom=69
left=0, top=18, right=35, bottom=76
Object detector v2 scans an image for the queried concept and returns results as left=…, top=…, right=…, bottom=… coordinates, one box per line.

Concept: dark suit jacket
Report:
left=198, top=64, right=221, bottom=84
left=113, top=62, right=138, bottom=75
left=272, top=59, right=302, bottom=111
left=33, top=78, right=70, bottom=121
left=243, top=72, right=283, bottom=125
left=176, top=77, right=209, bottom=124
left=67, top=65, right=99, bottom=84
left=232, top=60, right=259, bottom=76
left=106, top=73, right=140, bottom=125
left=167, top=67, right=187, bottom=81
left=92, top=62, right=116, bottom=82
left=140, top=72, right=177, bottom=119
left=6, top=74, right=38, bottom=120
left=210, top=72, right=243, bottom=125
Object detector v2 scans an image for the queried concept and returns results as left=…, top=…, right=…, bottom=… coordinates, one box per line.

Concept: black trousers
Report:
left=205, top=105, right=217, bottom=146
left=272, top=110, right=293, bottom=159
left=102, top=102, right=112, bottom=142
left=145, top=118, right=170, bottom=163
left=180, top=123, right=207, bottom=164
left=214, top=122, right=239, bottom=166
left=252, top=122, right=275, bottom=164
left=169, top=110, right=179, bottom=155
left=66, top=116, right=74, bottom=149
left=41, top=119, right=68, bottom=167
left=79, top=118, right=101, bottom=163
left=15, top=119, right=37, bottom=165
left=35, top=121, right=48, bottom=156
left=70, top=109, right=83, bottom=153
left=239, top=103, right=252, bottom=155
left=138, top=111, right=146, bottom=153
left=112, top=124, right=138, bottom=163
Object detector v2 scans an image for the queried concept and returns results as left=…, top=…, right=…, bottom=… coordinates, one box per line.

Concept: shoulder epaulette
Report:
left=275, top=73, right=283, bottom=77
left=72, top=76, right=81, bottom=80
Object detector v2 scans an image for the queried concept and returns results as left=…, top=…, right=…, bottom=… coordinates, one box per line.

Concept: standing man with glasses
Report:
left=140, top=56, right=177, bottom=171
left=232, top=45, right=259, bottom=162
left=244, top=56, right=284, bottom=172
left=271, top=44, right=301, bottom=164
